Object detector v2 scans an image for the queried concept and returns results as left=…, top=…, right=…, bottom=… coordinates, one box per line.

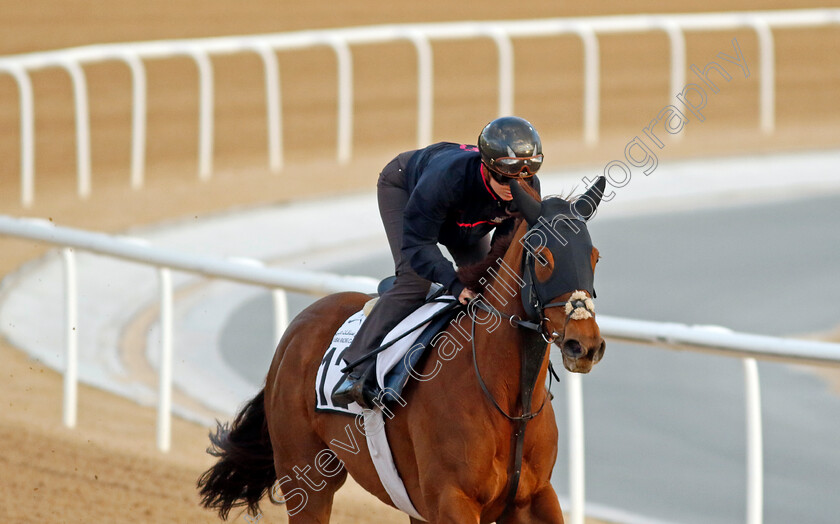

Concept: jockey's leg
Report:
left=377, top=149, right=419, bottom=263
left=342, top=147, right=428, bottom=370
left=340, top=272, right=430, bottom=369
left=333, top=149, right=428, bottom=407
left=332, top=270, right=429, bottom=408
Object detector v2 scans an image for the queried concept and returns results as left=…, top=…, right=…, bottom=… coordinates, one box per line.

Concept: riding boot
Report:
left=331, top=359, right=379, bottom=409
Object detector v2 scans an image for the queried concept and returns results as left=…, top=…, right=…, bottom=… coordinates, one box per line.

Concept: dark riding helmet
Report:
left=478, top=116, right=543, bottom=178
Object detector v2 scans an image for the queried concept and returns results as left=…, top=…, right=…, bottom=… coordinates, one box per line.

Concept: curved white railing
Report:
left=0, top=215, right=378, bottom=452
left=1, top=9, right=838, bottom=207
left=1, top=215, right=840, bottom=524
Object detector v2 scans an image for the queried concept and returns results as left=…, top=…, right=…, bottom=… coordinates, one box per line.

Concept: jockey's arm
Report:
left=402, top=172, right=466, bottom=299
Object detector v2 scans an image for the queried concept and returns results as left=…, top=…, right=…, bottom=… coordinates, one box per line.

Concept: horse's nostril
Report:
left=562, top=339, right=584, bottom=358
left=594, top=340, right=606, bottom=362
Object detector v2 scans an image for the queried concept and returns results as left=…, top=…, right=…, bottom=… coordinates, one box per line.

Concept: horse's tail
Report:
left=197, top=389, right=276, bottom=520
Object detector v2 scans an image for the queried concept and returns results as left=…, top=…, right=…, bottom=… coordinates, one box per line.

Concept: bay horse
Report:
left=198, top=178, right=607, bottom=523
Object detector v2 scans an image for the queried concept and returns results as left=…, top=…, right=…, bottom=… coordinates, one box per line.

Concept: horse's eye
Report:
left=535, top=248, right=554, bottom=282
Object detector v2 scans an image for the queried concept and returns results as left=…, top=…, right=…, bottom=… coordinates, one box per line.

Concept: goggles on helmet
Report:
left=488, top=154, right=544, bottom=177
left=485, top=164, right=535, bottom=187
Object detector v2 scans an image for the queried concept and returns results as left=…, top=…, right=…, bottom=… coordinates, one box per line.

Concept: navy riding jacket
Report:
left=402, top=142, right=541, bottom=298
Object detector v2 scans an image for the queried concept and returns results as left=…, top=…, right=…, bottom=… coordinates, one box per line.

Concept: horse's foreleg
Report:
left=499, top=484, right=565, bottom=524
left=427, top=488, right=481, bottom=524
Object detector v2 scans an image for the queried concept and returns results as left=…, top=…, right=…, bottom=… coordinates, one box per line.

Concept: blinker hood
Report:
left=511, top=179, right=604, bottom=319
left=521, top=202, right=595, bottom=298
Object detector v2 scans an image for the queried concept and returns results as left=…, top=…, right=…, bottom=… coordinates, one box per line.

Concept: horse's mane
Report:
left=456, top=221, right=522, bottom=291
left=457, top=183, right=546, bottom=292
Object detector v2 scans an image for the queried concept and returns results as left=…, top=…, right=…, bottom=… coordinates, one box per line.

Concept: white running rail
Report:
left=0, top=215, right=378, bottom=452
left=1, top=9, right=838, bottom=207
left=2, top=215, right=840, bottom=523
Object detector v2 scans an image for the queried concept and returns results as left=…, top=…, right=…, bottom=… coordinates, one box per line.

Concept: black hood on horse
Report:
left=511, top=177, right=605, bottom=319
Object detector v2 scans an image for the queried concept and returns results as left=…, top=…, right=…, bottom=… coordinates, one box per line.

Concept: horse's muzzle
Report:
left=557, top=338, right=606, bottom=373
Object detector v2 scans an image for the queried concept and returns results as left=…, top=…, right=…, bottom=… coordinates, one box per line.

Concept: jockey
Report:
left=332, top=116, right=544, bottom=409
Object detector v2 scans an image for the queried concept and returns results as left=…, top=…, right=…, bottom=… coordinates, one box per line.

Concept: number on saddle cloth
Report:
left=315, top=278, right=458, bottom=414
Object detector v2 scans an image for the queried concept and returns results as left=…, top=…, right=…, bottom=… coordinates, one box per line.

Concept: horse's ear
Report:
left=510, top=180, right=542, bottom=226
left=577, top=176, right=607, bottom=221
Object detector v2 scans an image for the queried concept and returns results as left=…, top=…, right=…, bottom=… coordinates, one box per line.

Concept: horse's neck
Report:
left=482, top=220, right=529, bottom=318
left=466, top=220, right=549, bottom=411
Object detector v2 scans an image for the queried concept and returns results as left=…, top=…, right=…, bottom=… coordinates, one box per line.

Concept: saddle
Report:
left=315, top=277, right=459, bottom=415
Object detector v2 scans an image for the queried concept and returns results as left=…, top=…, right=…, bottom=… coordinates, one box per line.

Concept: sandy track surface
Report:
left=1, top=1, right=838, bottom=522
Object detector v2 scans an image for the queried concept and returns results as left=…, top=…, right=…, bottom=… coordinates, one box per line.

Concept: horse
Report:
left=198, top=177, right=608, bottom=523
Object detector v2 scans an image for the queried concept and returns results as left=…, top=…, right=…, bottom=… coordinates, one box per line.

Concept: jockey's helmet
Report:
left=477, top=116, right=543, bottom=178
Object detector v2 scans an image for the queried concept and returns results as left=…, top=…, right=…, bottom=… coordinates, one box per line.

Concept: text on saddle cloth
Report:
left=315, top=298, right=458, bottom=416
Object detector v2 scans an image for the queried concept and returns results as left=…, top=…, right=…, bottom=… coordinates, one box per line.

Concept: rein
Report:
left=468, top=245, right=596, bottom=514
left=468, top=296, right=575, bottom=512
left=469, top=310, right=552, bottom=423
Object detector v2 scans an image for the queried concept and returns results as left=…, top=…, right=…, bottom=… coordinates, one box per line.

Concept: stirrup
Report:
left=332, top=366, right=379, bottom=409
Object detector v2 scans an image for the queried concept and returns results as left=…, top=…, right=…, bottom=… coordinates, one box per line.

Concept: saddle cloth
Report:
left=315, top=298, right=457, bottom=414
left=314, top=297, right=457, bottom=521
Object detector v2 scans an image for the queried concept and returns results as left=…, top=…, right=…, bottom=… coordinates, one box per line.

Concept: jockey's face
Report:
left=482, top=163, right=535, bottom=202
left=488, top=174, right=514, bottom=201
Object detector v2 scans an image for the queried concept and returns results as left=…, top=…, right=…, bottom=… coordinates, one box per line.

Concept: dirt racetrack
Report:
left=1, top=1, right=839, bottom=522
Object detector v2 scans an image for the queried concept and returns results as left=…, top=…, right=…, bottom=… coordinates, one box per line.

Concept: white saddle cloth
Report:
left=315, top=299, right=454, bottom=521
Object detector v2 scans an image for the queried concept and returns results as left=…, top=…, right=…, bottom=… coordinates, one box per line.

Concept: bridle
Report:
left=471, top=213, right=596, bottom=347
left=468, top=249, right=595, bottom=418
left=468, top=293, right=576, bottom=423
left=469, top=287, right=570, bottom=349
left=467, top=214, right=597, bottom=513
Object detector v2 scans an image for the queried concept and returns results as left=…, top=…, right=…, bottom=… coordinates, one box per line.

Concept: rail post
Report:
left=272, top=288, right=289, bottom=346
left=573, top=26, right=600, bottom=145
left=187, top=49, right=215, bottom=181
left=749, top=19, right=775, bottom=134
left=6, top=66, right=36, bottom=207
left=744, top=358, right=764, bottom=524
left=408, top=31, right=434, bottom=148
left=123, top=54, right=148, bottom=189
left=62, top=61, right=92, bottom=199
left=487, top=29, right=514, bottom=117
left=62, top=248, right=78, bottom=428
left=328, top=37, right=353, bottom=164
left=157, top=267, right=174, bottom=452
left=255, top=45, right=283, bottom=173
left=567, top=371, right=585, bottom=524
